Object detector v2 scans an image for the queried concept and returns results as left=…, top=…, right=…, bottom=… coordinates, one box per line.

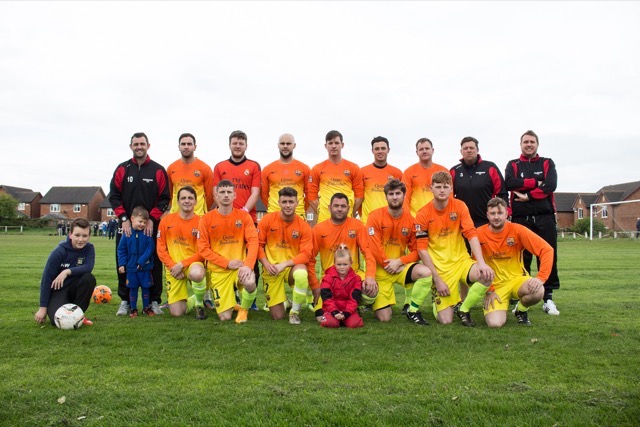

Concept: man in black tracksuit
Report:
left=505, top=130, right=560, bottom=315
left=450, top=136, right=508, bottom=227
left=109, top=132, right=170, bottom=316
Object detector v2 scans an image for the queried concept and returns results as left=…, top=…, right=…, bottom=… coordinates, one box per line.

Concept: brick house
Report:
left=39, top=187, right=106, bottom=222
left=572, top=181, right=640, bottom=232
left=99, top=197, right=116, bottom=222
left=554, top=192, right=579, bottom=230
left=0, top=185, right=42, bottom=218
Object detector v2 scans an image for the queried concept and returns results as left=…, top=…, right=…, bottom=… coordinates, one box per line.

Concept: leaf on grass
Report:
left=77, top=416, right=86, bottom=420
left=504, top=344, right=510, bottom=350
left=57, top=396, right=66, bottom=404
left=452, top=396, right=459, bottom=401
left=530, top=338, right=538, bottom=344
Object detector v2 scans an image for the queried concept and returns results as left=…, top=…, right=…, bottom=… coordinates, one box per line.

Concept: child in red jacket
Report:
left=320, top=249, right=364, bottom=328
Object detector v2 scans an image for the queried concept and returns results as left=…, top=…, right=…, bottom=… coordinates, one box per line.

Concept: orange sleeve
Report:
left=307, top=233, right=319, bottom=288
left=257, top=213, right=270, bottom=260
left=401, top=167, right=413, bottom=212
left=260, top=167, right=270, bottom=208
left=203, top=163, right=215, bottom=211
left=415, top=208, right=430, bottom=252
left=156, top=217, right=175, bottom=269
left=243, top=212, right=259, bottom=268
left=351, top=163, right=364, bottom=199
left=357, top=222, right=376, bottom=278
left=307, top=165, right=319, bottom=201
left=366, top=212, right=386, bottom=267
left=459, top=201, right=478, bottom=241
left=518, top=225, right=554, bottom=282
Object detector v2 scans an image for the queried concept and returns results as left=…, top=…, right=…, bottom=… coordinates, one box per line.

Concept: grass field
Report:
left=0, top=235, right=638, bottom=426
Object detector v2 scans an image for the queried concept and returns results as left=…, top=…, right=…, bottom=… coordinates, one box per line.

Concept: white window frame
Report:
left=73, top=204, right=82, bottom=213
left=107, top=208, right=115, bottom=217
left=601, top=206, right=608, bottom=218
left=18, top=202, right=26, bottom=211
left=50, top=204, right=60, bottom=213
left=577, top=208, right=583, bottom=219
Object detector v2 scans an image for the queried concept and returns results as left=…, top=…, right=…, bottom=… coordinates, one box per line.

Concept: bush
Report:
left=572, top=218, right=606, bottom=234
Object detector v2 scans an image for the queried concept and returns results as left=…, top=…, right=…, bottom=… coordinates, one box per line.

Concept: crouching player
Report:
left=197, top=180, right=258, bottom=323
left=320, top=249, right=364, bottom=328
left=413, top=171, right=494, bottom=326
left=35, top=218, right=96, bottom=326
left=367, top=179, right=431, bottom=323
left=478, top=198, right=552, bottom=327
left=258, top=187, right=313, bottom=324
left=157, top=186, right=208, bottom=320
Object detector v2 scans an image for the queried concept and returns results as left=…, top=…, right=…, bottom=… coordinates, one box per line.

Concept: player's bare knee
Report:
left=218, top=310, right=233, bottom=321
left=485, top=318, right=505, bottom=328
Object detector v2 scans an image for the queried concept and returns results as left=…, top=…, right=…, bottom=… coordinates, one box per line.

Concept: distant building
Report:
left=556, top=180, right=640, bottom=233
left=0, top=185, right=42, bottom=219
left=39, top=186, right=105, bottom=222
left=99, top=196, right=116, bottom=222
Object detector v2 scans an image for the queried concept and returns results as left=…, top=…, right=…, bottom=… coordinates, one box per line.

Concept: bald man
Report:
left=261, top=133, right=311, bottom=219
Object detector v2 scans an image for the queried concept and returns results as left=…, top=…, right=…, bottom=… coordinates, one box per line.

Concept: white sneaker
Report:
left=542, top=300, right=560, bottom=315
left=116, top=301, right=130, bottom=316
left=150, top=301, right=164, bottom=315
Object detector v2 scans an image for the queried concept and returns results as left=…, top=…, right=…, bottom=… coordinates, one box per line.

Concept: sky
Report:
left=1, top=1, right=639, bottom=197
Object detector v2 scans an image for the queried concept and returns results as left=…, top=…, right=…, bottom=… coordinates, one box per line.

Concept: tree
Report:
left=571, top=218, right=606, bottom=235
left=0, top=194, right=18, bottom=221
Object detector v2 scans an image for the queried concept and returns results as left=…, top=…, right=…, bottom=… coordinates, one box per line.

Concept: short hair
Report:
left=371, top=136, right=389, bottom=148
left=325, top=130, right=343, bottom=143
left=278, top=187, right=298, bottom=198
left=70, top=218, right=90, bottom=233
left=330, top=192, right=349, bottom=205
left=216, top=179, right=234, bottom=190
left=431, top=171, right=452, bottom=185
left=131, top=206, right=150, bottom=220
left=130, top=132, right=148, bottom=144
left=460, top=136, right=479, bottom=148
left=487, top=197, right=507, bottom=210
left=383, top=178, right=406, bottom=195
left=521, top=130, right=539, bottom=143
left=177, top=185, right=197, bottom=200
left=333, top=248, right=352, bottom=263
left=179, top=133, right=196, bottom=144
left=415, top=137, right=433, bottom=148
left=229, top=130, right=247, bottom=143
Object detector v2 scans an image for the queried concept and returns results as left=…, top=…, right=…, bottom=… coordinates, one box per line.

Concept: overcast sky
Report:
left=1, top=1, right=638, bottom=197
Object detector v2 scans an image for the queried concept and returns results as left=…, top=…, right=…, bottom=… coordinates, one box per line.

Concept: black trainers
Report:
left=456, top=309, right=475, bottom=327
left=514, top=309, right=532, bottom=326
left=195, top=306, right=208, bottom=320
left=400, top=304, right=410, bottom=315
left=406, top=311, right=429, bottom=326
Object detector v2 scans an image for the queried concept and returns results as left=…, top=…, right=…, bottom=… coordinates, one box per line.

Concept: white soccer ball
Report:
left=54, top=304, right=85, bottom=330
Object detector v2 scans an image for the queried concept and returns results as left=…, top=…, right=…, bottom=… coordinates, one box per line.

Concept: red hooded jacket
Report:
left=320, top=266, right=362, bottom=316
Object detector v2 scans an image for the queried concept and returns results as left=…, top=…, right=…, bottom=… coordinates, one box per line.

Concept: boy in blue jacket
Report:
left=117, top=206, right=155, bottom=317
left=34, top=218, right=96, bottom=326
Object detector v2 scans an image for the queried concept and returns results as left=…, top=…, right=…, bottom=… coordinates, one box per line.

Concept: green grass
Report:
left=0, top=235, right=638, bottom=426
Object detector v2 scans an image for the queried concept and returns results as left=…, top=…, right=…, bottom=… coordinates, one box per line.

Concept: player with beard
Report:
left=261, top=133, right=310, bottom=219
left=366, top=179, right=431, bottom=323
left=477, top=197, right=551, bottom=327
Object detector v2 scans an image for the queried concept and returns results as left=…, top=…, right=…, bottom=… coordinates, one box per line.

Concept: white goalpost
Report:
left=589, top=199, right=640, bottom=240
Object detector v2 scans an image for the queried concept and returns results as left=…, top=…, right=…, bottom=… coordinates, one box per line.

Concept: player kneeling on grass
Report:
left=413, top=171, right=494, bottom=327
left=117, top=206, right=156, bottom=318
left=478, top=197, right=552, bottom=327
left=366, top=179, right=431, bottom=324
left=320, top=249, right=364, bottom=328
left=258, top=187, right=313, bottom=324
left=197, top=180, right=259, bottom=323
left=35, top=218, right=96, bottom=327
left=157, top=186, right=208, bottom=320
